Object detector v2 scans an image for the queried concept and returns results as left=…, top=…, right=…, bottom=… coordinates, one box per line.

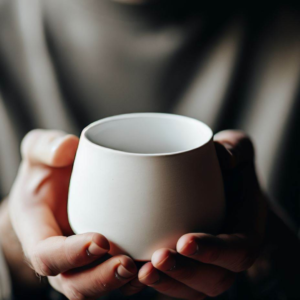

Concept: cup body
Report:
left=68, top=113, right=225, bottom=260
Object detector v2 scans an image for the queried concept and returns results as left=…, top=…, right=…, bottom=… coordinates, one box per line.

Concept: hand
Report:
left=138, top=130, right=268, bottom=299
left=8, top=129, right=144, bottom=299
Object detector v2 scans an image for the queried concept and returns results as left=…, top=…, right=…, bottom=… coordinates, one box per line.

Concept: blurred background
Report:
left=0, top=0, right=299, bottom=299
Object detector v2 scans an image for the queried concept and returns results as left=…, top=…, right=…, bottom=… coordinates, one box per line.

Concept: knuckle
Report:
left=21, top=130, right=41, bottom=157
left=22, top=129, right=40, bottom=143
left=34, top=256, right=55, bottom=276
left=92, top=268, right=110, bottom=293
left=31, top=248, right=57, bottom=276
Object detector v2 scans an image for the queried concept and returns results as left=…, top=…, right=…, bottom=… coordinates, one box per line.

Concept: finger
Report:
left=139, top=262, right=206, bottom=300
left=214, top=130, right=267, bottom=234
left=152, top=248, right=235, bottom=297
left=214, top=130, right=254, bottom=169
left=29, top=232, right=110, bottom=276
left=21, top=129, right=79, bottom=167
left=48, top=276, right=63, bottom=296
left=59, top=255, right=137, bottom=299
left=119, top=277, right=146, bottom=296
left=177, top=233, right=258, bottom=273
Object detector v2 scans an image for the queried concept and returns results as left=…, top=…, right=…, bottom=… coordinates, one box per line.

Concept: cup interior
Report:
left=85, top=114, right=212, bottom=155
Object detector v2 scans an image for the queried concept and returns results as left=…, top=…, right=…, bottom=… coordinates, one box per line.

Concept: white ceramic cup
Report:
left=68, top=113, right=225, bottom=260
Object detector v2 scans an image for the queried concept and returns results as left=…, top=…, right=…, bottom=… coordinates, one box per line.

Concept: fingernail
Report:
left=139, top=263, right=161, bottom=285
left=180, top=239, right=199, bottom=256
left=87, top=242, right=108, bottom=257
left=152, top=250, right=176, bottom=271
left=142, top=269, right=160, bottom=285
left=148, top=271, right=160, bottom=285
left=116, top=264, right=136, bottom=279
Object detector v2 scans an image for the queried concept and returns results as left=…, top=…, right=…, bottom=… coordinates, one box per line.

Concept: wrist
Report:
left=0, top=198, right=47, bottom=292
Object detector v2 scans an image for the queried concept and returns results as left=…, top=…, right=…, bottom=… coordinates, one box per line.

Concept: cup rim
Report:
left=82, top=113, right=213, bottom=157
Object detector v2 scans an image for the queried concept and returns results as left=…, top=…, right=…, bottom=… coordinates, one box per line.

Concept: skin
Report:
left=6, top=130, right=144, bottom=299
left=138, top=131, right=268, bottom=299
left=2, top=129, right=267, bottom=299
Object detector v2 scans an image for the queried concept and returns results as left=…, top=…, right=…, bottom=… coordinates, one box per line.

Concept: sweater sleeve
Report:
left=0, top=236, right=12, bottom=300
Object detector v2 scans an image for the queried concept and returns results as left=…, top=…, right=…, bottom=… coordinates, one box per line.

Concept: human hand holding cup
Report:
left=7, top=113, right=265, bottom=299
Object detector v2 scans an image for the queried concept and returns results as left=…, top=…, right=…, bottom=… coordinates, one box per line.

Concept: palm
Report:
left=45, top=165, right=74, bottom=236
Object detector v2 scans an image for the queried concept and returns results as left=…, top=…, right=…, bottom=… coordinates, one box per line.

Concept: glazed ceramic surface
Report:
left=68, top=113, right=225, bottom=260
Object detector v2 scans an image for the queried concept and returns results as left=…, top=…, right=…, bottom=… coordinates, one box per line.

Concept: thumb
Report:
left=21, top=129, right=79, bottom=167
left=29, top=232, right=110, bottom=276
